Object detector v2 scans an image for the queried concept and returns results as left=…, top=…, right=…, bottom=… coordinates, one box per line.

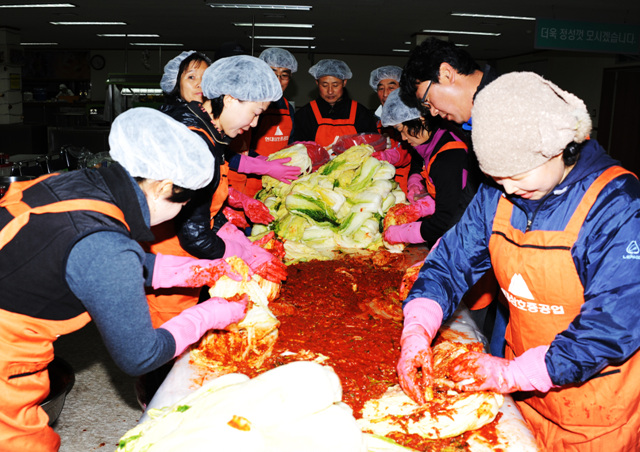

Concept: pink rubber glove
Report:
left=151, top=253, right=242, bottom=290
left=397, top=298, right=444, bottom=404
left=449, top=345, right=556, bottom=394
left=413, top=195, right=436, bottom=217
left=384, top=222, right=424, bottom=244
left=238, top=155, right=301, bottom=184
left=372, top=148, right=402, bottom=166
left=227, top=186, right=274, bottom=225
left=217, top=222, right=288, bottom=283
left=407, top=173, right=427, bottom=203
left=160, top=295, right=248, bottom=358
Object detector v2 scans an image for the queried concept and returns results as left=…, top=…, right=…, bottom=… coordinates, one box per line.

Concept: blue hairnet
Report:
left=369, top=65, right=402, bottom=91
left=259, top=47, right=298, bottom=73
left=381, top=90, right=422, bottom=127
left=160, top=51, right=195, bottom=94
left=308, top=59, right=352, bottom=80
left=201, top=55, right=282, bottom=102
left=109, top=108, right=214, bottom=190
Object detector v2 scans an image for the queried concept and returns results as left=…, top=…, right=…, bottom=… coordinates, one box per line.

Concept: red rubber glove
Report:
left=372, top=148, right=402, bottom=166
left=407, top=173, right=427, bottom=203
left=397, top=298, right=444, bottom=404
left=151, top=254, right=242, bottom=290
left=222, top=206, right=250, bottom=229
left=449, top=345, right=556, bottom=394
left=217, top=222, right=287, bottom=283
left=238, top=155, right=300, bottom=184
left=384, top=222, right=424, bottom=244
left=160, top=295, right=248, bottom=358
left=227, top=186, right=274, bottom=225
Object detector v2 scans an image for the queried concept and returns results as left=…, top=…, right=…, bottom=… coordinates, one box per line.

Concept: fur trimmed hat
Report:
left=471, top=72, right=592, bottom=177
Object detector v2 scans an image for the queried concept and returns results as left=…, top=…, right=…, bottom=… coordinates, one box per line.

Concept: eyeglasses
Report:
left=420, top=80, right=433, bottom=108
left=273, top=70, right=291, bottom=81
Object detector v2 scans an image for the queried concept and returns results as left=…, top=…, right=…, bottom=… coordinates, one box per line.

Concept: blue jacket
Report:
left=405, top=140, right=640, bottom=386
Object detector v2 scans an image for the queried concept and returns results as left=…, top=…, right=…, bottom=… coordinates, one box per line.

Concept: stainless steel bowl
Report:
left=41, top=357, right=75, bottom=426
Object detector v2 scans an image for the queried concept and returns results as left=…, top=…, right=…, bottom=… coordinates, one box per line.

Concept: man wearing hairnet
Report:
left=291, top=58, right=377, bottom=148
left=397, top=72, right=640, bottom=451
left=228, top=48, right=299, bottom=197
left=368, top=65, right=412, bottom=193
left=0, top=108, right=248, bottom=451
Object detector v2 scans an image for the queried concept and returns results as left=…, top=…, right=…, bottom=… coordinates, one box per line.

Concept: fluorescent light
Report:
left=234, top=22, right=313, bottom=28
left=21, top=42, right=59, bottom=45
left=0, top=3, right=74, bottom=7
left=129, top=42, right=183, bottom=47
left=392, top=49, right=410, bottom=53
left=206, top=3, right=312, bottom=10
left=51, top=21, right=127, bottom=25
left=260, top=44, right=316, bottom=49
left=421, top=29, right=500, bottom=36
left=452, top=12, right=535, bottom=21
left=98, top=34, right=160, bottom=37
left=249, top=35, right=314, bottom=40
left=404, top=41, right=411, bottom=45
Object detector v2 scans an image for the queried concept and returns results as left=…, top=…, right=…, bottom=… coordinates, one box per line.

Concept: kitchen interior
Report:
left=1, top=1, right=639, bottom=451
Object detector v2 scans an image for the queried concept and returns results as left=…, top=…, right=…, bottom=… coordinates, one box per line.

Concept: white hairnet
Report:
left=308, top=59, right=352, bottom=80
left=109, top=107, right=214, bottom=190
left=201, top=55, right=282, bottom=102
left=369, top=65, right=402, bottom=91
left=381, top=89, right=422, bottom=127
left=160, top=51, right=196, bottom=94
left=259, top=47, right=298, bottom=72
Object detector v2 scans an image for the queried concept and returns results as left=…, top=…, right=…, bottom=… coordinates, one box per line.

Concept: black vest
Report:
left=0, top=163, right=152, bottom=320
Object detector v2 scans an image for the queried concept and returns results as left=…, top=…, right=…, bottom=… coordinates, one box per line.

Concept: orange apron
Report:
left=489, top=166, right=640, bottom=451
left=310, top=99, right=358, bottom=148
left=420, top=141, right=468, bottom=199
left=145, top=163, right=229, bottom=328
left=0, top=175, right=127, bottom=451
left=238, top=99, right=294, bottom=197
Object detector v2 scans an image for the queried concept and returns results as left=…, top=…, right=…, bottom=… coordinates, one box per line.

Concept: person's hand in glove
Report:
left=217, top=222, right=288, bottom=283
left=238, top=155, right=300, bottom=184
left=448, top=345, right=556, bottom=394
left=407, top=173, right=427, bottom=203
left=397, top=298, right=444, bottom=405
left=384, top=222, right=424, bottom=244
left=151, top=253, right=242, bottom=290
left=222, top=206, right=250, bottom=229
left=160, top=295, right=248, bottom=358
left=227, top=186, right=273, bottom=225
left=372, top=148, right=402, bottom=166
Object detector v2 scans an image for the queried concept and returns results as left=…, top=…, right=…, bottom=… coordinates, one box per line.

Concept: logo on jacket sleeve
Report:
left=501, top=273, right=565, bottom=315
left=624, top=240, right=640, bottom=259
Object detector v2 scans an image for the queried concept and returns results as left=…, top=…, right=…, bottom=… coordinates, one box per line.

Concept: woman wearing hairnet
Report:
left=369, top=65, right=412, bottom=193
left=0, top=108, right=248, bottom=451
left=381, top=89, right=473, bottom=248
left=145, top=54, right=289, bottom=331
left=227, top=47, right=299, bottom=197
left=397, top=72, right=640, bottom=451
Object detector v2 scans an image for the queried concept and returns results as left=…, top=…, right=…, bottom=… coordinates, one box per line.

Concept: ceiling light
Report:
left=206, top=3, right=312, bottom=11
left=129, top=42, right=183, bottom=47
left=21, top=42, right=59, bottom=45
left=260, top=44, right=316, bottom=49
left=421, top=29, right=500, bottom=36
left=392, top=49, right=410, bottom=53
left=451, top=12, right=535, bottom=21
left=233, top=22, right=313, bottom=28
left=0, top=3, right=74, bottom=7
left=98, top=34, right=160, bottom=37
left=249, top=35, right=314, bottom=40
left=51, top=21, right=127, bottom=25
